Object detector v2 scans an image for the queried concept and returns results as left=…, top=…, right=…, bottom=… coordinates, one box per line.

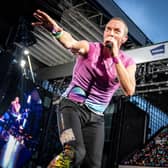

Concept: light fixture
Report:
left=23, top=49, right=29, bottom=55
left=20, top=59, right=26, bottom=68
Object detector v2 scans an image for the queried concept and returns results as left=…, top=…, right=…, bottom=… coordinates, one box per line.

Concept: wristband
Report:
left=52, top=29, right=64, bottom=39
left=112, top=57, right=120, bottom=64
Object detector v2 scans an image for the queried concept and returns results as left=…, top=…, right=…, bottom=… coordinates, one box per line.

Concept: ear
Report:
left=121, top=35, right=128, bottom=44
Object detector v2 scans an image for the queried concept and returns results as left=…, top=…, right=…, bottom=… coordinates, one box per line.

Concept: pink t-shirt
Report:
left=63, top=42, right=135, bottom=114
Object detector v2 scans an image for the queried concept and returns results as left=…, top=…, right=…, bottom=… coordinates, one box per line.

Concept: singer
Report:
left=32, top=10, right=136, bottom=168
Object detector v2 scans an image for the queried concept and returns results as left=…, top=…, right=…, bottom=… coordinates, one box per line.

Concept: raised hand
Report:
left=32, top=9, right=62, bottom=32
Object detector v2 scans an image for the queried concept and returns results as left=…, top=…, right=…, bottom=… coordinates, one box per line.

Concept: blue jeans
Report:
left=57, top=98, right=104, bottom=168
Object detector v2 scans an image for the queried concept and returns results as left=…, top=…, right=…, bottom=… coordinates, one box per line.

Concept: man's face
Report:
left=103, top=19, right=128, bottom=48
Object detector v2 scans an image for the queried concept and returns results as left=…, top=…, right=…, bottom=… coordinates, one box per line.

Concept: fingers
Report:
left=35, top=9, right=52, bottom=22
left=32, top=10, right=49, bottom=28
left=105, top=36, right=114, bottom=43
left=32, top=9, right=54, bottom=27
left=105, top=36, right=118, bottom=48
left=33, top=10, right=45, bottom=22
left=31, top=22, right=43, bottom=27
left=32, top=9, right=61, bottom=33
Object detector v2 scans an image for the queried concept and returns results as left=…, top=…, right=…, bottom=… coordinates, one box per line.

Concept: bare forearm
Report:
left=56, top=30, right=76, bottom=49
left=114, top=60, right=136, bottom=96
left=53, top=30, right=89, bottom=55
left=108, top=44, right=136, bottom=96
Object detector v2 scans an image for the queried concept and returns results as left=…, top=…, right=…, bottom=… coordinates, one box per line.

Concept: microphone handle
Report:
left=105, top=42, right=113, bottom=49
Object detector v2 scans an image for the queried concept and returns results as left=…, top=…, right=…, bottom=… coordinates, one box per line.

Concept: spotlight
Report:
left=23, top=49, right=29, bottom=55
left=20, top=59, right=26, bottom=68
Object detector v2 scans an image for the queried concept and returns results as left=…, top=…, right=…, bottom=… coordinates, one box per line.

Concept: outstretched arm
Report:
left=32, top=9, right=89, bottom=56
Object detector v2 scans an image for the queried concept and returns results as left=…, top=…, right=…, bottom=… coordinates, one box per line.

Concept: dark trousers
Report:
left=57, top=98, right=104, bottom=168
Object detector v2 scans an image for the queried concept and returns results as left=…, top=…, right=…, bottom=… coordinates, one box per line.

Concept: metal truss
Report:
left=136, top=59, right=168, bottom=94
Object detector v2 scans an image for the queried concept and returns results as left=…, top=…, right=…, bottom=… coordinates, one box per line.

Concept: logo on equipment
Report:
left=150, top=45, right=165, bottom=56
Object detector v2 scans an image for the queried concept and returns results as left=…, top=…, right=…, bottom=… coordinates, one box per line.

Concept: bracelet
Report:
left=52, top=30, right=64, bottom=39
left=112, top=57, right=120, bottom=64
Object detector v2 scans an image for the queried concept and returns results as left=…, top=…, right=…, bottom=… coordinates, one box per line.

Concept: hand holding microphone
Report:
left=105, top=41, right=113, bottom=49
left=105, top=38, right=120, bottom=61
left=105, top=35, right=114, bottom=49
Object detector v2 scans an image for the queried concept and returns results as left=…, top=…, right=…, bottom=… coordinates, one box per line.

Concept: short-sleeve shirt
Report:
left=62, top=42, right=136, bottom=115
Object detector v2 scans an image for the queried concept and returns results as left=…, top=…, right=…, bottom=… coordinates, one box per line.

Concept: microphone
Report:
left=105, top=42, right=113, bottom=49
